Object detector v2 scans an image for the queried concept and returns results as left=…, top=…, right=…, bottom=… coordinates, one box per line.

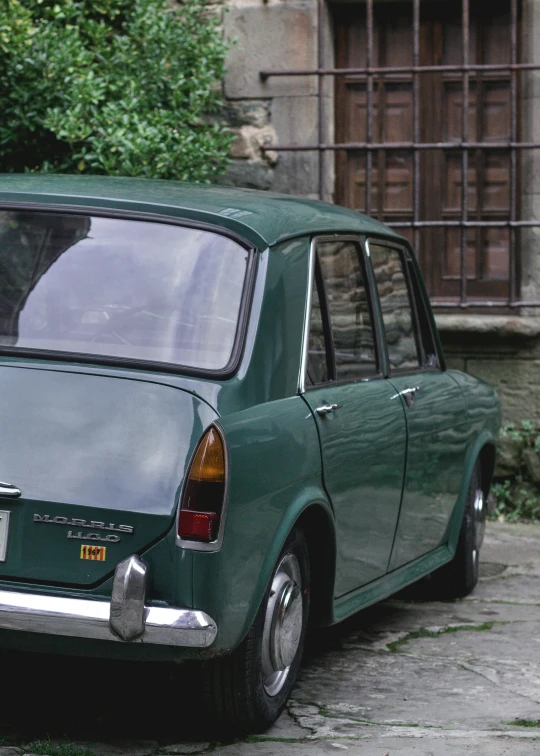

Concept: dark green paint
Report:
left=302, top=379, right=407, bottom=595
left=387, top=371, right=469, bottom=569
left=0, top=174, right=399, bottom=251
left=333, top=544, right=452, bottom=623
left=0, top=364, right=215, bottom=585
left=192, top=396, right=326, bottom=650
left=0, top=177, right=501, bottom=661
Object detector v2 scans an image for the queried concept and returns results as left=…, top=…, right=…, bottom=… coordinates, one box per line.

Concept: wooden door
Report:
left=335, top=1, right=516, bottom=303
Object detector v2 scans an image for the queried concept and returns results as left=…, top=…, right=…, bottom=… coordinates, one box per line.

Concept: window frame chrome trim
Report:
left=298, top=237, right=317, bottom=395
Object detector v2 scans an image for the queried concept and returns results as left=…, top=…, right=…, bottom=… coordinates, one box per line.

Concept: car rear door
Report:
left=301, top=237, right=407, bottom=597
left=365, top=240, right=469, bottom=570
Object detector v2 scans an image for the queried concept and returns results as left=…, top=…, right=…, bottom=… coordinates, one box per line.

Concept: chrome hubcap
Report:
left=261, top=553, right=303, bottom=697
left=471, top=487, right=486, bottom=570
left=473, top=488, right=486, bottom=552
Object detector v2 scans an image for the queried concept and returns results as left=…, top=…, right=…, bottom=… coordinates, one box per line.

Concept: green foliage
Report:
left=0, top=0, right=232, bottom=181
left=21, top=740, right=94, bottom=756
left=507, top=719, right=540, bottom=728
left=387, top=622, right=500, bottom=653
left=490, top=476, right=540, bottom=523
left=491, top=421, right=540, bottom=522
left=499, top=420, right=540, bottom=453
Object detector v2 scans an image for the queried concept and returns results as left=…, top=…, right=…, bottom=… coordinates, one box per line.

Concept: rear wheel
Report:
left=201, top=527, right=310, bottom=735
left=431, top=463, right=486, bottom=599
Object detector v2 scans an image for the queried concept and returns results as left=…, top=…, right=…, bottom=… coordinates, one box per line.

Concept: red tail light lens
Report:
left=178, top=427, right=226, bottom=543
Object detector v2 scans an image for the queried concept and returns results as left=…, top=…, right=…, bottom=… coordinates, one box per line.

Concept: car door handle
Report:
left=316, top=403, right=342, bottom=416
left=391, top=386, right=421, bottom=408
left=0, top=482, right=21, bottom=498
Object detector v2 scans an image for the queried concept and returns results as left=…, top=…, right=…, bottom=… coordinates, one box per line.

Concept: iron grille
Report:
left=260, top=0, right=540, bottom=308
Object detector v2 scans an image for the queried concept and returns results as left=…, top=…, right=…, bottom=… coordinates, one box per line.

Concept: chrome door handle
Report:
left=391, top=386, right=421, bottom=407
left=391, top=386, right=420, bottom=399
left=0, top=482, right=21, bottom=498
left=316, top=403, right=342, bottom=416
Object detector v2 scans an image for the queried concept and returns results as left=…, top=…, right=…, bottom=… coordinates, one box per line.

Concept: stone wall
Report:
left=438, top=316, right=540, bottom=424
left=216, top=0, right=329, bottom=198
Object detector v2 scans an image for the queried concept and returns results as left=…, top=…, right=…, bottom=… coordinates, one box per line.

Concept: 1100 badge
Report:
left=33, top=514, right=134, bottom=544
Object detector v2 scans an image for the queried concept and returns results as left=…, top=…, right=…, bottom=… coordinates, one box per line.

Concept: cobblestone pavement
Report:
left=0, top=523, right=539, bottom=756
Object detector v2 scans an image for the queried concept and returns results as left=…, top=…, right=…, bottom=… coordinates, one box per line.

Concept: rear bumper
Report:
left=0, top=555, right=217, bottom=648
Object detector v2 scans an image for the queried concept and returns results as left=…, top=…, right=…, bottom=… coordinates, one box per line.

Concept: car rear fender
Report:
left=444, top=428, right=498, bottom=555
left=253, top=494, right=337, bottom=630
left=194, top=487, right=335, bottom=655
left=190, top=396, right=335, bottom=652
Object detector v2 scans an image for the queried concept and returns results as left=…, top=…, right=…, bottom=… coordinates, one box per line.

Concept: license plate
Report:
left=0, top=510, right=11, bottom=562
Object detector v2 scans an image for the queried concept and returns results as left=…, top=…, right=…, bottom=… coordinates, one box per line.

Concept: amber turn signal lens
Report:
left=179, top=426, right=226, bottom=543
left=188, top=428, right=225, bottom=483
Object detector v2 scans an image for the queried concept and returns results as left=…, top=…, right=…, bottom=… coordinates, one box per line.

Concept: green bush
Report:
left=0, top=0, right=232, bottom=181
left=491, top=476, right=540, bottom=523
left=490, top=421, right=540, bottom=522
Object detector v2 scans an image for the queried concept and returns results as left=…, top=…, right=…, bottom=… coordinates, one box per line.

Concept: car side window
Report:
left=317, top=239, right=378, bottom=381
left=369, top=243, right=422, bottom=373
left=405, top=257, right=441, bottom=370
left=306, top=264, right=330, bottom=386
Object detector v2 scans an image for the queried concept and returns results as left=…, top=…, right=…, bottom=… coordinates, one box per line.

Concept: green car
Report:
left=0, top=175, right=500, bottom=733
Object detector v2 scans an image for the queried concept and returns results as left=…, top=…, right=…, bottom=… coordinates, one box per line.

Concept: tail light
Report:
left=178, top=426, right=226, bottom=543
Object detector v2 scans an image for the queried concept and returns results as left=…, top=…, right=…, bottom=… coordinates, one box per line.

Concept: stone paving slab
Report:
left=0, top=523, right=538, bottom=756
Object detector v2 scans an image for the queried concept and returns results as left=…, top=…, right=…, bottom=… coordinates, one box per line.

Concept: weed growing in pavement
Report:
left=387, top=622, right=501, bottom=653
left=20, top=740, right=94, bottom=756
left=507, top=719, right=540, bottom=728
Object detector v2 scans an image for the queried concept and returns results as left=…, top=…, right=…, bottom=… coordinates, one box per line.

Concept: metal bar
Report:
left=366, top=0, right=374, bottom=215
left=460, top=0, right=470, bottom=307
left=263, top=141, right=540, bottom=152
left=318, top=0, right=324, bottom=201
left=431, top=301, right=540, bottom=308
left=260, top=63, right=540, bottom=79
left=387, top=221, right=540, bottom=228
left=413, top=0, right=420, bottom=253
left=258, top=0, right=527, bottom=310
left=510, top=0, right=518, bottom=304
left=475, top=25, right=485, bottom=286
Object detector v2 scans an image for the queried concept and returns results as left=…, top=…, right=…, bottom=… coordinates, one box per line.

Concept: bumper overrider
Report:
left=0, top=555, right=217, bottom=647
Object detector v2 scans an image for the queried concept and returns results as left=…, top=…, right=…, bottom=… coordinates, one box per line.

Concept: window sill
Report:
left=435, top=314, right=540, bottom=338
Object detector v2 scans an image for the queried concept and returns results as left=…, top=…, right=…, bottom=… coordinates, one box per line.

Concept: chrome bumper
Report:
left=0, top=555, right=217, bottom=648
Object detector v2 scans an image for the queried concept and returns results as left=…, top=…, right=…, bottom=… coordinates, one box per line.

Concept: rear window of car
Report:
left=0, top=211, right=250, bottom=371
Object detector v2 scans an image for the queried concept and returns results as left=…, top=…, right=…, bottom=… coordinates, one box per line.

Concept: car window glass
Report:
left=306, top=270, right=329, bottom=386
left=406, top=258, right=440, bottom=369
left=317, top=240, right=378, bottom=380
left=0, top=211, right=249, bottom=371
left=369, top=244, right=421, bottom=372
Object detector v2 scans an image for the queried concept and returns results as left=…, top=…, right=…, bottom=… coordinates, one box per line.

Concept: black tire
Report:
left=430, top=463, right=485, bottom=599
left=201, top=527, right=310, bottom=735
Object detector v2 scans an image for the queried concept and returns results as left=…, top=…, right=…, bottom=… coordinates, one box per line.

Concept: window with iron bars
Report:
left=261, top=0, right=540, bottom=310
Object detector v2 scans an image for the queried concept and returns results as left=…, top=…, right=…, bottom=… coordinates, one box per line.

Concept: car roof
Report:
left=0, top=174, right=403, bottom=249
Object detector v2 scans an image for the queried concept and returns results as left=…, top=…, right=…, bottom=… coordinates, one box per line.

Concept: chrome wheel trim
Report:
left=473, top=488, right=486, bottom=551
left=261, top=552, right=303, bottom=697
